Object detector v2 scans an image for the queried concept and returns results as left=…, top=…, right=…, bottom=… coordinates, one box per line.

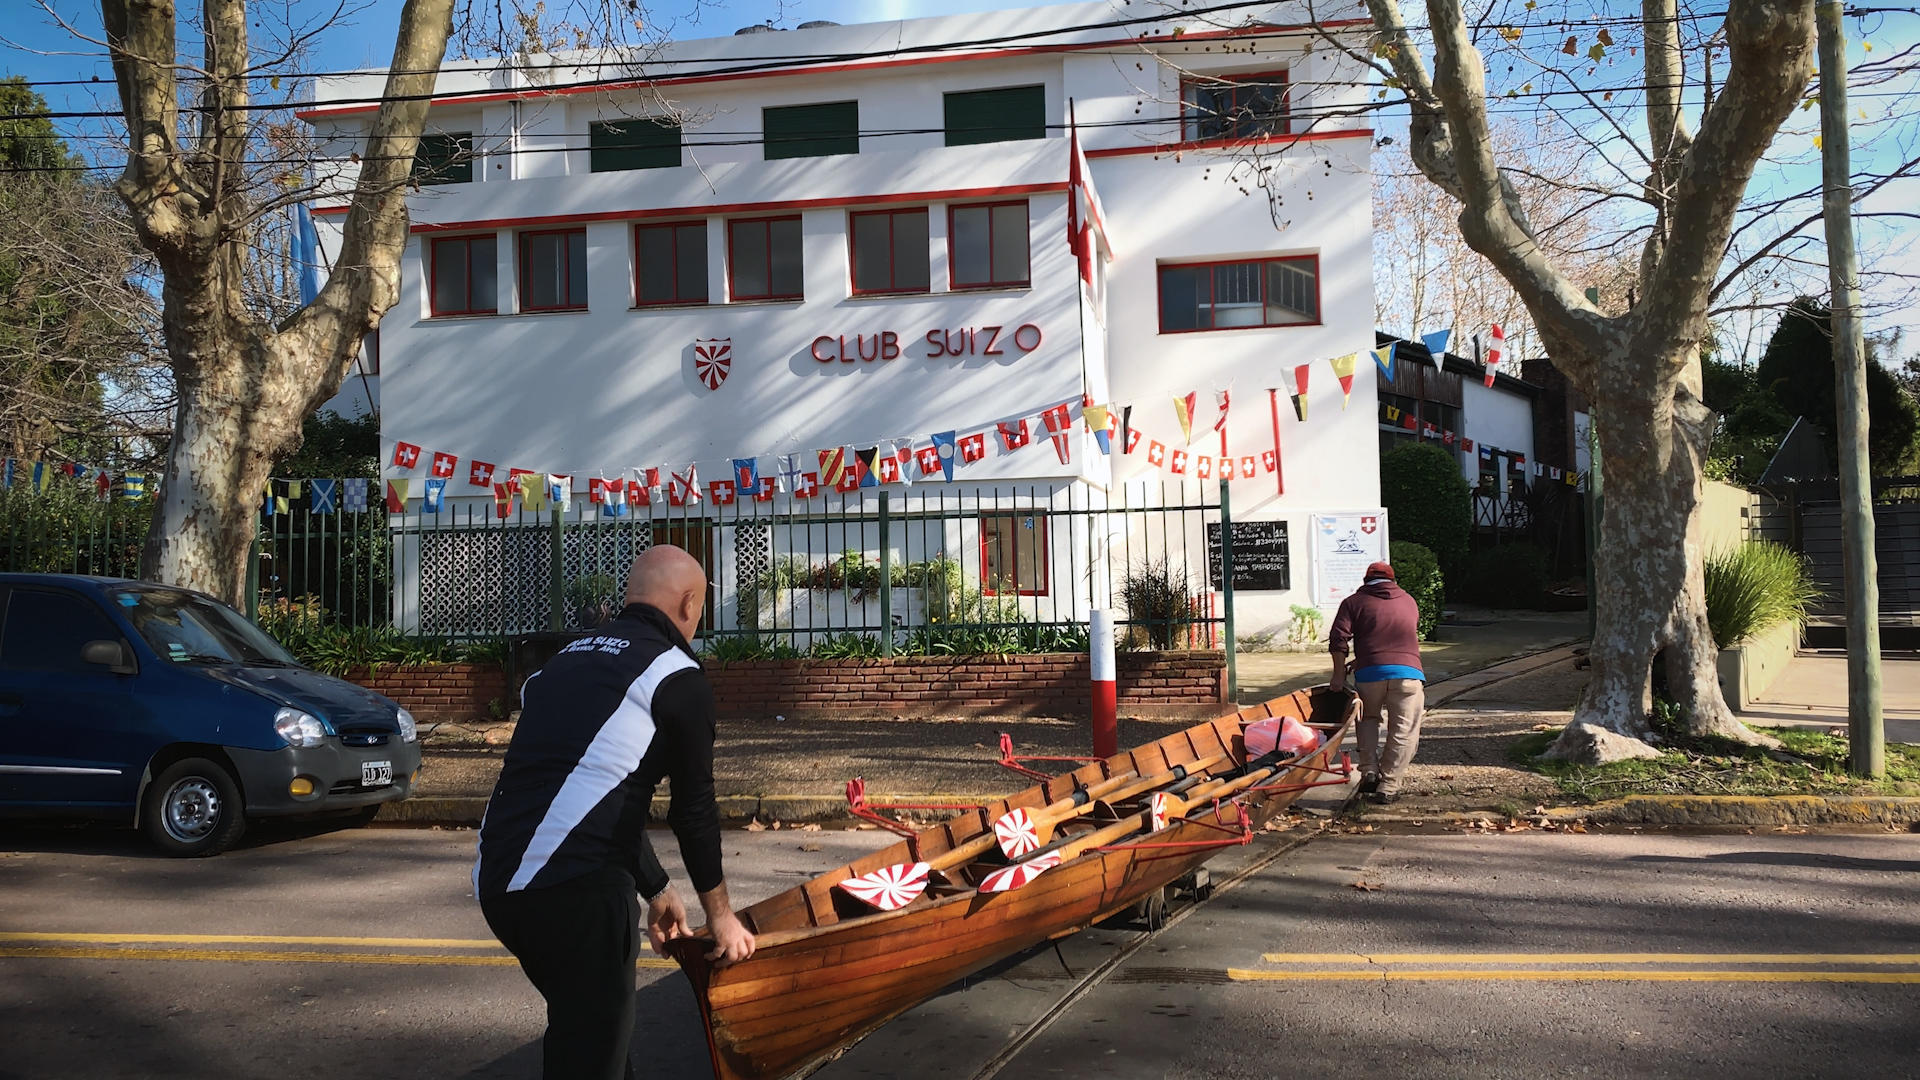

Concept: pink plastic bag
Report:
left=1244, top=715, right=1322, bottom=759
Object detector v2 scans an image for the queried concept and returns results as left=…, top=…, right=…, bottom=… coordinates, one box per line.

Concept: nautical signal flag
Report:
left=997, top=419, right=1030, bottom=452
left=310, top=478, right=337, bottom=513
left=1421, top=328, right=1451, bottom=361
left=1083, top=404, right=1111, bottom=455
left=1484, top=323, right=1505, bottom=388
left=889, top=439, right=915, bottom=486
left=601, top=479, right=628, bottom=517
left=1173, top=391, right=1197, bottom=444
left=431, top=452, right=457, bottom=479
left=519, top=472, right=547, bottom=512
left=959, top=432, right=987, bottom=464
left=423, top=478, right=447, bottom=513
left=855, top=446, right=881, bottom=488
left=392, top=441, right=421, bottom=470
left=671, top=467, right=701, bottom=505
left=733, top=458, right=759, bottom=491
left=468, top=460, right=495, bottom=488
left=1373, top=341, right=1397, bottom=382
left=343, top=478, right=370, bottom=512
left=819, top=447, right=848, bottom=488
left=493, top=482, right=515, bottom=518
left=1330, top=353, right=1358, bottom=409
left=1040, top=403, right=1073, bottom=464
left=546, top=474, right=572, bottom=512
left=1289, top=364, right=1311, bottom=422
left=385, top=479, right=409, bottom=513
left=931, top=431, right=958, bottom=481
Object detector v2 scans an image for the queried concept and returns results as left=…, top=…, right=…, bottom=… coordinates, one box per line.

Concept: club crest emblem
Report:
left=693, top=338, right=732, bottom=391
left=1360, top=515, right=1378, bottom=535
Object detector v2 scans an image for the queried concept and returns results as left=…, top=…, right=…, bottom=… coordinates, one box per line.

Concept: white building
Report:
left=303, top=1, right=1382, bottom=641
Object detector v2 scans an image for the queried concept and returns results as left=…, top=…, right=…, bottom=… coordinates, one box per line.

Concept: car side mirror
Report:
left=81, top=639, right=136, bottom=675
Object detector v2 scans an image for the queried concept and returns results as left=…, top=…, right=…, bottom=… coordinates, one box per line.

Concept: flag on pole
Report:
left=391, top=441, right=421, bottom=470
left=1373, top=341, right=1397, bottom=382
left=1484, top=323, right=1505, bottom=387
left=1173, top=392, right=1197, bottom=444
left=342, top=478, right=369, bottom=512
left=385, top=479, right=409, bottom=513
left=423, top=477, right=447, bottom=513
left=1289, top=364, right=1311, bottom=422
left=1066, top=105, right=1108, bottom=286
left=1083, top=404, right=1111, bottom=455
left=932, top=430, right=958, bottom=480
left=733, top=458, right=759, bottom=492
left=1040, top=404, right=1073, bottom=464
left=1330, top=353, right=1358, bottom=409
left=1420, top=328, right=1452, bottom=361
left=431, top=452, right=458, bottom=479
left=310, top=478, right=337, bottom=514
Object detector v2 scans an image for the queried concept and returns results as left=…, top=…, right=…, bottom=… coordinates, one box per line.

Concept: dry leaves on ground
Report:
left=1349, top=880, right=1385, bottom=892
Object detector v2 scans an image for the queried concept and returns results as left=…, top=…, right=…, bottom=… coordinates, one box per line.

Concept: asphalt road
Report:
left=2, top=821, right=1916, bottom=1080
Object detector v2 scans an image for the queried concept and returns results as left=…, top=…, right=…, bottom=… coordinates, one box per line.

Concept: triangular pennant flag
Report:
left=1330, top=353, right=1358, bottom=409
left=1083, top=404, right=1111, bottom=455
left=1484, top=323, right=1505, bottom=388
left=261, top=480, right=277, bottom=518
left=385, top=479, right=409, bottom=513
left=1040, top=404, right=1073, bottom=464
left=431, top=451, right=457, bottom=479
left=391, top=441, right=421, bottom=470
left=932, top=431, right=958, bottom=481
left=819, top=447, right=847, bottom=488
left=1373, top=342, right=1397, bottom=382
left=1173, top=392, right=1197, bottom=444
left=1289, top=364, right=1311, bottom=422
left=1420, top=328, right=1451, bottom=361
left=733, top=458, right=759, bottom=492
left=423, top=477, right=447, bottom=513
left=342, top=478, right=369, bottom=512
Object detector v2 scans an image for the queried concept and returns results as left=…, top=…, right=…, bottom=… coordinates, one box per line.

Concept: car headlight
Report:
left=274, top=708, right=328, bottom=748
left=396, top=706, right=417, bottom=743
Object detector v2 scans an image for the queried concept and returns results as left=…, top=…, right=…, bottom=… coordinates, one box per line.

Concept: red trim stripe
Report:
left=296, top=20, right=1372, bottom=121
left=312, top=181, right=1068, bottom=230
left=1085, top=127, right=1373, bottom=158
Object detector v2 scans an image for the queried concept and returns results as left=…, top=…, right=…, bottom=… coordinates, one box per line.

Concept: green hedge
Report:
left=1381, top=443, right=1472, bottom=574
left=1388, top=540, right=1444, bottom=641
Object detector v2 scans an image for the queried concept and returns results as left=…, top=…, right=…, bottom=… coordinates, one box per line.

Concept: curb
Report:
left=1354, top=795, right=1920, bottom=829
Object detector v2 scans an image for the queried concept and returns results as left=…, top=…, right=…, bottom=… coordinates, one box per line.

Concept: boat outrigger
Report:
left=667, top=686, right=1359, bottom=1080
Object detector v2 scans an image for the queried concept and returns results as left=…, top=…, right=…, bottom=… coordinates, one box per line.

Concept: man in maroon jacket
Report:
left=1327, top=561, right=1425, bottom=804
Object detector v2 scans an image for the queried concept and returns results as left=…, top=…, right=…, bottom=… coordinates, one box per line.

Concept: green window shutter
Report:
left=763, top=102, right=859, bottom=160
left=589, top=120, right=681, bottom=172
left=412, top=133, right=473, bottom=185
left=943, top=86, right=1046, bottom=147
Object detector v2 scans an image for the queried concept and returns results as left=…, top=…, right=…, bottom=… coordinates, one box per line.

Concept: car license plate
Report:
left=361, top=761, right=393, bottom=787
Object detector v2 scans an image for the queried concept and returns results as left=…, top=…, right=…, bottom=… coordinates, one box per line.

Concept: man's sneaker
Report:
left=1364, top=791, right=1400, bottom=805
left=1358, top=773, right=1380, bottom=794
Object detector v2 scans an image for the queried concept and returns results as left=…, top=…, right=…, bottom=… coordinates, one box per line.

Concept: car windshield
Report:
left=112, top=588, right=300, bottom=666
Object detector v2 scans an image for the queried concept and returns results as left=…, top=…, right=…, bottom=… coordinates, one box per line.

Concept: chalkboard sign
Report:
left=1208, top=520, right=1291, bottom=591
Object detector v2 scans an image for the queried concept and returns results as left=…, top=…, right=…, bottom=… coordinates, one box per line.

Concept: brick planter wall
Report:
left=706, top=652, right=1227, bottom=719
left=346, top=664, right=509, bottom=722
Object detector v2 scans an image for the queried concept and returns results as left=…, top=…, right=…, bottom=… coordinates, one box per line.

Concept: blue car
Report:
left=0, top=574, right=421, bottom=855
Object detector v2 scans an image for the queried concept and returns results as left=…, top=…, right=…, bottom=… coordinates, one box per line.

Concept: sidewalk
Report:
left=1734, top=651, right=1920, bottom=743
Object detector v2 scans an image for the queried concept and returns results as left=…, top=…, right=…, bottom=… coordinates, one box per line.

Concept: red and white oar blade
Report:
left=1148, top=791, right=1172, bottom=833
left=993, top=807, right=1043, bottom=857
left=979, top=851, right=1063, bottom=894
left=839, top=861, right=931, bottom=910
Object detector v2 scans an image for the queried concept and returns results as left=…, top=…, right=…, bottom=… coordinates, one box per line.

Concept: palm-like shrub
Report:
left=1703, top=541, right=1819, bottom=648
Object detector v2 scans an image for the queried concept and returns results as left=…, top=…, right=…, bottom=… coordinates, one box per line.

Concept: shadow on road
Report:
left=0, top=813, right=381, bottom=858
left=1626, top=849, right=1920, bottom=874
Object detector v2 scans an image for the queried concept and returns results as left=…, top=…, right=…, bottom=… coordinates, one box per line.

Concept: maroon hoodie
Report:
left=1328, top=580, right=1423, bottom=673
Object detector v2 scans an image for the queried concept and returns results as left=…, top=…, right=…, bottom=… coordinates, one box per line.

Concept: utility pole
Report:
left=1815, top=0, right=1884, bottom=778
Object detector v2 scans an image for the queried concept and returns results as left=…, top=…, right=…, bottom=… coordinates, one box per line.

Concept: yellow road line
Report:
left=1227, top=968, right=1920, bottom=984
left=1259, top=952, right=1920, bottom=965
left=0, top=931, right=503, bottom=949
left=0, top=945, right=678, bottom=970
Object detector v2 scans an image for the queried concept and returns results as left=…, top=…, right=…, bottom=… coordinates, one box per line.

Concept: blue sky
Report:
left=5, top=0, right=1916, bottom=349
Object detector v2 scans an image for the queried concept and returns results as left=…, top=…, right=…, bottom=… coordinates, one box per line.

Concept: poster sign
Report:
left=1311, top=510, right=1390, bottom=608
left=1207, top=521, right=1290, bottom=591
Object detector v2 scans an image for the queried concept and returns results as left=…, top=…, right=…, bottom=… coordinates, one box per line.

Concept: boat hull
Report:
left=670, top=687, right=1356, bottom=1080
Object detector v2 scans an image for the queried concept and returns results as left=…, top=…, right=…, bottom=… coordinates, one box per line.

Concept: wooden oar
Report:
left=990, top=754, right=1230, bottom=858
left=976, top=750, right=1302, bottom=893
left=836, top=769, right=1140, bottom=912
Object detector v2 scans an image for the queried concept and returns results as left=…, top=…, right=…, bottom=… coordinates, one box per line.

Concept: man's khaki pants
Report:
left=1355, top=678, right=1425, bottom=796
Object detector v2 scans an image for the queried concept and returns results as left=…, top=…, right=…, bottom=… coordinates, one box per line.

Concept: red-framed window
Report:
left=518, top=228, right=588, bottom=312
left=428, top=234, right=498, bottom=316
left=849, top=208, right=930, bottom=295
left=1180, top=70, right=1289, bottom=142
left=728, top=215, right=803, bottom=301
left=634, top=221, right=709, bottom=306
left=948, top=201, right=1030, bottom=290
left=980, top=511, right=1048, bottom=596
left=1157, top=255, right=1319, bottom=333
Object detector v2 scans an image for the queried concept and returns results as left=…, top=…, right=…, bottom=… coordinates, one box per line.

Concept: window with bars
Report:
left=1156, top=255, right=1318, bottom=332
left=429, top=234, right=497, bottom=316
left=763, top=101, right=859, bottom=160
left=728, top=216, right=804, bottom=301
left=589, top=119, right=681, bottom=171
left=519, top=229, right=588, bottom=311
left=980, top=512, right=1048, bottom=596
left=849, top=208, right=930, bottom=295
left=412, top=132, right=474, bottom=185
left=948, top=201, right=1030, bottom=289
left=1180, top=72, right=1288, bottom=142
left=635, top=222, right=709, bottom=306
left=943, top=85, right=1046, bottom=146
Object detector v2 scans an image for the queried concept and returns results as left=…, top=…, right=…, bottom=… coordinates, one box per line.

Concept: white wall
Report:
left=1460, top=379, right=1536, bottom=493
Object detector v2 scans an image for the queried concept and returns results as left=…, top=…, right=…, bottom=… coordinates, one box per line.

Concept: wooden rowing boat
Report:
left=667, top=686, right=1358, bottom=1080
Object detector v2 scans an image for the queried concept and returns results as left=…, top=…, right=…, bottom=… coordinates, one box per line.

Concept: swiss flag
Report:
left=998, top=420, right=1030, bottom=451
left=391, top=441, right=422, bottom=469
left=1169, top=449, right=1188, bottom=475
left=588, top=478, right=609, bottom=504
left=1125, top=427, right=1143, bottom=454
left=1462, top=438, right=1475, bottom=452
left=1261, top=450, right=1278, bottom=473
left=627, top=479, right=651, bottom=507
left=1147, top=440, right=1166, bottom=467
left=959, top=433, right=987, bottom=463
left=1443, top=430, right=1457, bottom=446
left=916, top=445, right=942, bottom=477
left=430, top=452, right=457, bottom=479
left=752, top=478, right=777, bottom=502
left=794, top=472, right=820, bottom=498
left=1195, top=455, right=1212, bottom=479
left=879, top=456, right=901, bottom=484
left=469, top=460, right=496, bottom=488
left=709, top=480, right=736, bottom=504
left=1240, top=455, right=1258, bottom=477
left=1219, top=457, right=1236, bottom=481
left=835, top=464, right=862, bottom=493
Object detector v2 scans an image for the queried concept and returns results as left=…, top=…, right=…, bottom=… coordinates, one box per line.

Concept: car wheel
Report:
left=142, top=758, right=247, bottom=857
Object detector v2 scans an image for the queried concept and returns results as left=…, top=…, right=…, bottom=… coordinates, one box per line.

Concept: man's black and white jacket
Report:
left=474, top=603, right=722, bottom=901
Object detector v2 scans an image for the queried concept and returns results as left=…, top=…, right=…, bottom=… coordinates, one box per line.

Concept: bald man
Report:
left=475, top=545, right=754, bottom=1080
